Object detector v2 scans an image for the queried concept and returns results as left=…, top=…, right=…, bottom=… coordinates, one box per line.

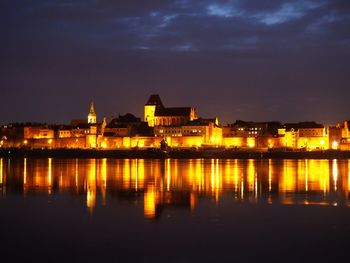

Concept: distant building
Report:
left=330, top=120, right=350, bottom=150
left=23, top=126, right=54, bottom=140
left=154, top=118, right=222, bottom=147
left=56, top=102, right=99, bottom=148
left=87, top=102, right=97, bottom=124
left=222, top=121, right=284, bottom=149
left=104, top=113, right=144, bottom=137
left=223, top=121, right=282, bottom=137
left=2, top=94, right=350, bottom=151
left=280, top=122, right=327, bottom=150
left=144, top=94, right=197, bottom=127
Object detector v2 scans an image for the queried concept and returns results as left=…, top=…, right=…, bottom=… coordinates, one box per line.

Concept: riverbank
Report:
left=1, top=148, right=350, bottom=159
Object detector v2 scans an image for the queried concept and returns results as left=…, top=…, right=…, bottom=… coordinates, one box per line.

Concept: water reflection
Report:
left=0, top=158, right=350, bottom=218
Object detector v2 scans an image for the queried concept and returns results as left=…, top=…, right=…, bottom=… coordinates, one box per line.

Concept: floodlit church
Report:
left=144, top=94, right=198, bottom=127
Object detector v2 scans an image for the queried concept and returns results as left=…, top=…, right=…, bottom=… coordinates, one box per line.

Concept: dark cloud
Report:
left=0, top=0, right=349, bottom=124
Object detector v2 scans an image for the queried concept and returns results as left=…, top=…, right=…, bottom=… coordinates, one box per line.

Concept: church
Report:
left=144, top=94, right=197, bottom=127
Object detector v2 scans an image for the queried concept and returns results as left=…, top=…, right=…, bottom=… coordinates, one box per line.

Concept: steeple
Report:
left=88, top=101, right=97, bottom=124
left=89, top=101, right=95, bottom=115
left=144, top=95, right=164, bottom=127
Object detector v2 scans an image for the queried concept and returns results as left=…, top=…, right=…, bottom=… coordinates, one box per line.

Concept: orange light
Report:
left=332, top=141, right=339, bottom=150
left=144, top=185, right=156, bottom=219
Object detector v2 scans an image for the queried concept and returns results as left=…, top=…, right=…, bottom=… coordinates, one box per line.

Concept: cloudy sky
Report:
left=1, top=0, right=349, bottom=125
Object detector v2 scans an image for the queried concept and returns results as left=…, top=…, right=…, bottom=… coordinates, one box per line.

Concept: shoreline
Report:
left=1, top=148, right=350, bottom=159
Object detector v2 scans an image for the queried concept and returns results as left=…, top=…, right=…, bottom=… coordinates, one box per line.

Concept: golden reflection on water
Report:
left=86, top=159, right=96, bottom=213
left=1, top=158, right=350, bottom=218
left=0, top=158, right=3, bottom=188
left=348, top=160, right=350, bottom=192
left=332, top=159, right=338, bottom=192
left=144, top=185, right=156, bottom=218
left=23, top=158, right=26, bottom=187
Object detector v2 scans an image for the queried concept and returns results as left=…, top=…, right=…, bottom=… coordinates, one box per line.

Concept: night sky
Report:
left=1, top=0, right=349, bottom=125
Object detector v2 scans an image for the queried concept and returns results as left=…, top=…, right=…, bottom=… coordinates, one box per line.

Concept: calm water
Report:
left=1, top=158, right=350, bottom=262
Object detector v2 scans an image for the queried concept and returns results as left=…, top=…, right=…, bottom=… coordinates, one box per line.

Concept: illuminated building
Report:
left=146, top=95, right=221, bottom=147
left=55, top=103, right=99, bottom=148
left=222, top=121, right=284, bottom=148
left=102, top=113, right=155, bottom=148
left=23, top=126, right=54, bottom=140
left=329, top=126, right=342, bottom=150
left=154, top=118, right=222, bottom=147
left=280, top=122, right=328, bottom=150
left=58, top=129, right=72, bottom=138
left=1, top=94, right=350, bottom=151
left=86, top=102, right=98, bottom=148
left=56, top=102, right=100, bottom=148
left=104, top=113, right=145, bottom=137
left=87, top=101, right=97, bottom=124
left=223, top=121, right=282, bottom=137
left=334, top=121, right=350, bottom=150
left=144, top=94, right=164, bottom=127
left=283, top=128, right=298, bottom=148
left=144, top=94, right=197, bottom=127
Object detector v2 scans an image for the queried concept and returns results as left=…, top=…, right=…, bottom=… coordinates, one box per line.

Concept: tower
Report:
left=144, top=95, right=164, bottom=127
left=86, top=101, right=97, bottom=148
left=88, top=101, right=97, bottom=124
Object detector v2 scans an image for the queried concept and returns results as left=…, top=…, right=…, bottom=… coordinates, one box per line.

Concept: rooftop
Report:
left=145, top=94, right=164, bottom=107
left=155, top=107, right=193, bottom=117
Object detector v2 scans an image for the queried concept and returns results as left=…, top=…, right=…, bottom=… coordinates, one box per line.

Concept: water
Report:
left=0, top=158, right=350, bottom=262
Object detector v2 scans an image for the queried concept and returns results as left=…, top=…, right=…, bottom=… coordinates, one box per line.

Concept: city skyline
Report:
left=1, top=2, right=350, bottom=260
left=1, top=0, right=350, bottom=125
left=1, top=94, right=349, bottom=151
left=0, top=95, right=348, bottom=127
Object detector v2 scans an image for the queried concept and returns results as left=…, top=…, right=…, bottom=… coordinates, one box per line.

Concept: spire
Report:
left=89, top=101, right=96, bottom=115
left=88, top=101, right=97, bottom=124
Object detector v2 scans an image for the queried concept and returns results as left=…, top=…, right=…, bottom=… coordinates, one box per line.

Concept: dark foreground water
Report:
left=0, top=158, right=350, bottom=262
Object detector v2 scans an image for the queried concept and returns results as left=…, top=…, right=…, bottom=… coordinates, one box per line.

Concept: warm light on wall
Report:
left=222, top=137, right=244, bottom=147
left=144, top=105, right=156, bottom=127
left=247, top=137, right=255, bottom=148
left=123, top=137, right=131, bottom=148
left=332, top=141, right=339, bottom=150
left=297, top=136, right=329, bottom=150
left=268, top=139, right=273, bottom=148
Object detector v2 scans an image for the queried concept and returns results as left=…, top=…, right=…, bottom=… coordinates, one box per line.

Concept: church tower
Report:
left=86, top=101, right=97, bottom=148
left=88, top=101, right=97, bottom=124
left=144, top=95, right=164, bottom=127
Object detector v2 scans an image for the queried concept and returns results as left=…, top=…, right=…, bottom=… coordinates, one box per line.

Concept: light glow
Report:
left=332, top=141, right=339, bottom=150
